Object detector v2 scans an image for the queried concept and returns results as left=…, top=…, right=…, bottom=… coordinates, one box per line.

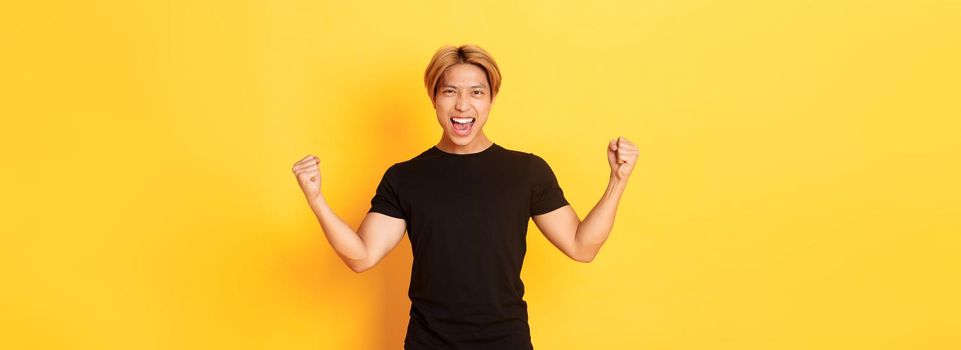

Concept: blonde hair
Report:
left=424, top=44, right=501, bottom=104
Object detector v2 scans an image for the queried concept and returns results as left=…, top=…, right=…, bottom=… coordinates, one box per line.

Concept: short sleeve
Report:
left=368, top=164, right=406, bottom=220
left=529, top=154, right=570, bottom=216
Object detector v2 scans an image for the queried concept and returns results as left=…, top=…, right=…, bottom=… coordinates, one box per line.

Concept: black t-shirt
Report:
left=368, top=142, right=569, bottom=349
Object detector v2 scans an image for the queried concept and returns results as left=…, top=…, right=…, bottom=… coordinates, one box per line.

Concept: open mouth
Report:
left=450, top=117, right=475, bottom=136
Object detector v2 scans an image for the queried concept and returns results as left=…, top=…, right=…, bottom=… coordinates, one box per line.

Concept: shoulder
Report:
left=382, top=147, right=434, bottom=174
left=496, top=143, right=540, bottom=163
left=378, top=147, right=440, bottom=183
left=525, top=151, right=551, bottom=171
left=523, top=150, right=562, bottom=182
left=495, top=144, right=553, bottom=180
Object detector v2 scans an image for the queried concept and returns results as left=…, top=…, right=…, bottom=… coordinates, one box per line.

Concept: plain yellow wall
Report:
left=2, top=0, right=959, bottom=349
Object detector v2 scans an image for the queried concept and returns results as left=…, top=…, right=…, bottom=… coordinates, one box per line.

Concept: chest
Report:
left=399, top=160, right=531, bottom=238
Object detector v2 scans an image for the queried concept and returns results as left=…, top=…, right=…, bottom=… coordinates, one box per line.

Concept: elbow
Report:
left=572, top=243, right=597, bottom=263
left=343, top=247, right=370, bottom=273
left=344, top=257, right=372, bottom=273
left=349, top=262, right=372, bottom=273
left=571, top=251, right=596, bottom=263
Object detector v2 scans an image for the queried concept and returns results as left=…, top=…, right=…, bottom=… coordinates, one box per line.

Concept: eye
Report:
left=473, top=90, right=484, bottom=95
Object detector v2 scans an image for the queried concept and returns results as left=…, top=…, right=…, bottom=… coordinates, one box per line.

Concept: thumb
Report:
left=609, top=139, right=618, bottom=151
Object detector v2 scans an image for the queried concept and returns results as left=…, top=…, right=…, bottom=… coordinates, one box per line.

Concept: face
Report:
left=433, top=63, right=495, bottom=147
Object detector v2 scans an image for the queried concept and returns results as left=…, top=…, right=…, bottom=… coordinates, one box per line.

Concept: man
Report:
left=292, top=44, right=638, bottom=349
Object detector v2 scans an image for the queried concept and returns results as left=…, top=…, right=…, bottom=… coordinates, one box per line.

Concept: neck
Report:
left=436, top=133, right=493, bottom=154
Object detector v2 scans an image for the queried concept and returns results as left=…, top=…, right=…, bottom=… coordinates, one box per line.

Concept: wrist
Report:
left=604, top=172, right=628, bottom=198
left=610, top=172, right=629, bottom=184
left=307, top=193, right=327, bottom=208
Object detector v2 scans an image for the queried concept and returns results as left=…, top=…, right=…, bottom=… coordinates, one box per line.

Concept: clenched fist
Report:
left=292, top=154, right=322, bottom=201
left=608, top=136, right=638, bottom=181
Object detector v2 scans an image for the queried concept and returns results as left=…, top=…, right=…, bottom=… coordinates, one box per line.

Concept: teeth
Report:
left=452, top=117, right=474, bottom=124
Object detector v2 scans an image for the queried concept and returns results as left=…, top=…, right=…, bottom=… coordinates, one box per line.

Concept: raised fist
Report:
left=607, top=136, right=638, bottom=181
left=292, top=154, right=322, bottom=201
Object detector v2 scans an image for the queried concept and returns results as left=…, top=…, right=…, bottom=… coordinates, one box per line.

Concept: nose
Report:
left=455, top=93, right=470, bottom=112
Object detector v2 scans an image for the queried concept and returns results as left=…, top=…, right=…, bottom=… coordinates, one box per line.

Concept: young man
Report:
left=291, top=44, right=638, bottom=349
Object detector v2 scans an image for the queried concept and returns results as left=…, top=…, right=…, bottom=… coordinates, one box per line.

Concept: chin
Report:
left=449, top=134, right=473, bottom=145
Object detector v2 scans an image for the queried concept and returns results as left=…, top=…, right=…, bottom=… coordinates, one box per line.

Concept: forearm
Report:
left=574, top=173, right=628, bottom=260
left=307, top=195, right=368, bottom=261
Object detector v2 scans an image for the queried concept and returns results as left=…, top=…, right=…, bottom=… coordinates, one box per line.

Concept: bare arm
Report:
left=533, top=174, right=627, bottom=262
left=531, top=137, right=637, bottom=263
left=293, top=155, right=407, bottom=273
left=308, top=196, right=406, bottom=273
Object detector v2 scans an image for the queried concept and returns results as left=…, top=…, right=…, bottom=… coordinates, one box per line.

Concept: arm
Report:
left=532, top=174, right=627, bottom=262
left=293, top=154, right=407, bottom=273
left=531, top=136, right=637, bottom=263
left=308, top=196, right=406, bottom=273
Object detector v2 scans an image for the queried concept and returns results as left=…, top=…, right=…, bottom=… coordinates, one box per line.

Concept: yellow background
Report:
left=2, top=0, right=959, bottom=349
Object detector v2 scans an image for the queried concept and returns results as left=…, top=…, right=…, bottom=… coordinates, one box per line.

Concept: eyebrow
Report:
left=440, top=84, right=488, bottom=89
